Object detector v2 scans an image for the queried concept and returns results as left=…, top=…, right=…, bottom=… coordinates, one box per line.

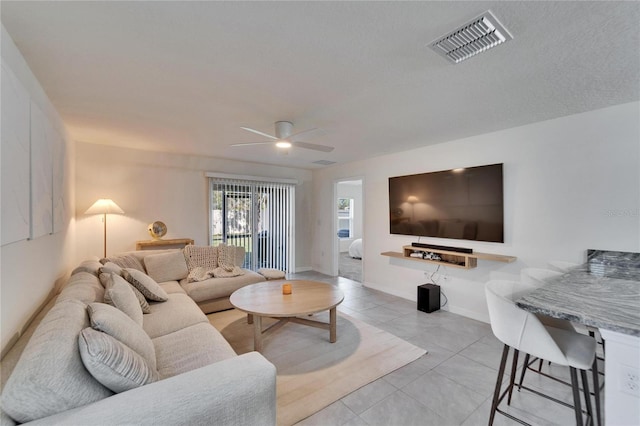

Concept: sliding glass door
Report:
left=210, top=177, right=295, bottom=272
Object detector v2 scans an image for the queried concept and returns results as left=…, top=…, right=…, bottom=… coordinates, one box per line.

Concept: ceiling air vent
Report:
left=429, top=11, right=512, bottom=64
left=312, top=160, right=336, bottom=166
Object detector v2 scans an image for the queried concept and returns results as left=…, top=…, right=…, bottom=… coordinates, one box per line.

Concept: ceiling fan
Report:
left=231, top=121, right=334, bottom=153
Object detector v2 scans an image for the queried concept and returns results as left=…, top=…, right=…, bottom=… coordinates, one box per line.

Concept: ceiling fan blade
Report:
left=288, top=127, right=319, bottom=140
left=230, top=142, right=275, bottom=147
left=240, top=127, right=278, bottom=140
left=291, top=141, right=334, bottom=152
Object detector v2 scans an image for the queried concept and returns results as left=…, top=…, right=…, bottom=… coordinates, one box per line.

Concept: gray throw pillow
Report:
left=100, top=254, right=145, bottom=273
left=78, top=328, right=159, bottom=393
left=100, top=272, right=151, bottom=314
left=99, top=261, right=123, bottom=275
left=122, top=269, right=168, bottom=302
left=144, top=251, right=189, bottom=282
left=101, top=273, right=145, bottom=324
left=87, top=302, right=156, bottom=370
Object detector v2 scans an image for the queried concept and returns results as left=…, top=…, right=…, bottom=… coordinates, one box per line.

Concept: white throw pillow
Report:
left=87, top=302, right=156, bottom=370
left=101, top=273, right=146, bottom=322
left=257, top=268, right=286, bottom=280
left=78, top=328, right=159, bottom=393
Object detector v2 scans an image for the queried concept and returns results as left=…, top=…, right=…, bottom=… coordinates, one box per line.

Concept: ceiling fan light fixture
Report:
left=276, top=140, right=292, bottom=149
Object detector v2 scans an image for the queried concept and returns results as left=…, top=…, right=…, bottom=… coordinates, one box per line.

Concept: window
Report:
left=209, top=175, right=295, bottom=273
left=337, top=198, right=354, bottom=239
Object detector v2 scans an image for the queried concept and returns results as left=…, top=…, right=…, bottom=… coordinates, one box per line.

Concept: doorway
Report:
left=334, top=179, right=363, bottom=282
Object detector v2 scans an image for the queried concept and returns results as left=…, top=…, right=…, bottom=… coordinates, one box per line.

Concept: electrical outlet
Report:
left=620, top=365, right=640, bottom=397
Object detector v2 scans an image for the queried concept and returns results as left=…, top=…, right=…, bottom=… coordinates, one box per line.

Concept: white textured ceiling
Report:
left=2, top=1, right=639, bottom=169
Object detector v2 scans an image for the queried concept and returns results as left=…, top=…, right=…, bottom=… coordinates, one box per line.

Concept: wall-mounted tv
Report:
left=389, top=164, right=504, bottom=243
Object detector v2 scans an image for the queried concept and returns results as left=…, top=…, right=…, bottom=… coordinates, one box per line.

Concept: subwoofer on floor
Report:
left=417, top=284, right=441, bottom=313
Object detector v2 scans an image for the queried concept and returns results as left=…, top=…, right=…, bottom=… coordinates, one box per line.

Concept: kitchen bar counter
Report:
left=516, top=251, right=640, bottom=336
left=516, top=250, right=640, bottom=426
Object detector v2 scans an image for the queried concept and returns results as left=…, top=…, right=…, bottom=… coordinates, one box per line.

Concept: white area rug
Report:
left=209, top=309, right=426, bottom=425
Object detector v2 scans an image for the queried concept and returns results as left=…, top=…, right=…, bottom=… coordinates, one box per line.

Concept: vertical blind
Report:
left=209, top=176, right=295, bottom=273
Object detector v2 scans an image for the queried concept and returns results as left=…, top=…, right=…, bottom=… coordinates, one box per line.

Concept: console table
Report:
left=516, top=250, right=640, bottom=426
left=136, top=238, right=194, bottom=250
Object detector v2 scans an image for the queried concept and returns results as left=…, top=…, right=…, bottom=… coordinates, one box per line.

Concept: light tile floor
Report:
left=289, top=271, right=602, bottom=426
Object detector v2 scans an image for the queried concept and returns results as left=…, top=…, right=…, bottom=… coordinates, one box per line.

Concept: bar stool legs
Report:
left=516, top=351, right=602, bottom=425
left=489, top=344, right=595, bottom=426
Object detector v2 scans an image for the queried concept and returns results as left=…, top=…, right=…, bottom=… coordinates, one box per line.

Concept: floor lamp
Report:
left=84, top=199, right=124, bottom=258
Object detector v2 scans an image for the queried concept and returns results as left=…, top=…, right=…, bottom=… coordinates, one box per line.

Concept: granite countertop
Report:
left=516, top=250, right=640, bottom=337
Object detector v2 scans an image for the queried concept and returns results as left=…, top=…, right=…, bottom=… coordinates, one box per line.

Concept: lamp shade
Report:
left=84, top=199, right=124, bottom=215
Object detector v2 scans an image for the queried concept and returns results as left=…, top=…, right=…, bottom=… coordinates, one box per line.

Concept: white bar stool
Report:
left=521, top=268, right=603, bottom=425
left=485, top=280, right=597, bottom=426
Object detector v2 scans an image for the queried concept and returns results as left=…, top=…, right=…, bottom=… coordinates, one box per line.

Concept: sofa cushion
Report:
left=142, top=293, right=208, bottom=339
left=0, top=299, right=113, bottom=423
left=122, top=268, right=168, bottom=302
left=153, top=322, right=236, bottom=379
left=144, top=251, right=189, bottom=283
left=79, top=328, right=159, bottom=393
left=87, top=303, right=156, bottom=370
left=56, top=271, right=105, bottom=304
left=160, top=280, right=187, bottom=295
left=71, top=258, right=103, bottom=276
left=101, top=274, right=145, bottom=324
left=180, top=270, right=265, bottom=303
left=101, top=254, right=146, bottom=273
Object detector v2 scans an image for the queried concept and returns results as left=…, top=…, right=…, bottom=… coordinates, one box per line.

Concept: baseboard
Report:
left=295, top=266, right=313, bottom=273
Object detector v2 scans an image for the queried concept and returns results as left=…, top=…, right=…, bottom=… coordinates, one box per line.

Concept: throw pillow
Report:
left=257, top=268, right=286, bottom=280
left=78, top=328, right=159, bottom=393
left=87, top=302, right=156, bottom=370
left=183, top=245, right=218, bottom=271
left=100, top=254, right=145, bottom=273
left=99, top=261, right=123, bottom=275
left=100, top=272, right=151, bottom=314
left=101, top=273, right=146, bottom=322
left=144, top=251, right=189, bottom=282
left=121, top=268, right=168, bottom=302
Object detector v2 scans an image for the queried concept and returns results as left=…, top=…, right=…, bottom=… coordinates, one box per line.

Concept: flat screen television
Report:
left=389, top=164, right=504, bottom=243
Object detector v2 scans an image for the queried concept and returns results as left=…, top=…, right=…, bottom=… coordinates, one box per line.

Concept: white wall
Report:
left=0, top=26, right=76, bottom=352
left=75, top=142, right=313, bottom=270
left=312, top=102, right=640, bottom=322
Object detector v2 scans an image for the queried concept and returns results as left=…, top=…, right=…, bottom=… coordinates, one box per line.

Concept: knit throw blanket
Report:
left=184, top=245, right=244, bottom=282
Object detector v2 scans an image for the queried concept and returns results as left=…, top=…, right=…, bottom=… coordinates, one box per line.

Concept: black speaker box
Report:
left=417, top=284, right=441, bottom=313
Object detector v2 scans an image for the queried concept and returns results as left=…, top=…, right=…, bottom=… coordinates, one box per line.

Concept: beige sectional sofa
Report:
left=0, top=247, right=276, bottom=425
left=124, top=246, right=267, bottom=314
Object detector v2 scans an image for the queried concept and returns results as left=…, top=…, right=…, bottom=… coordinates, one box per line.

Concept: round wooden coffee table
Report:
left=230, top=280, right=344, bottom=352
